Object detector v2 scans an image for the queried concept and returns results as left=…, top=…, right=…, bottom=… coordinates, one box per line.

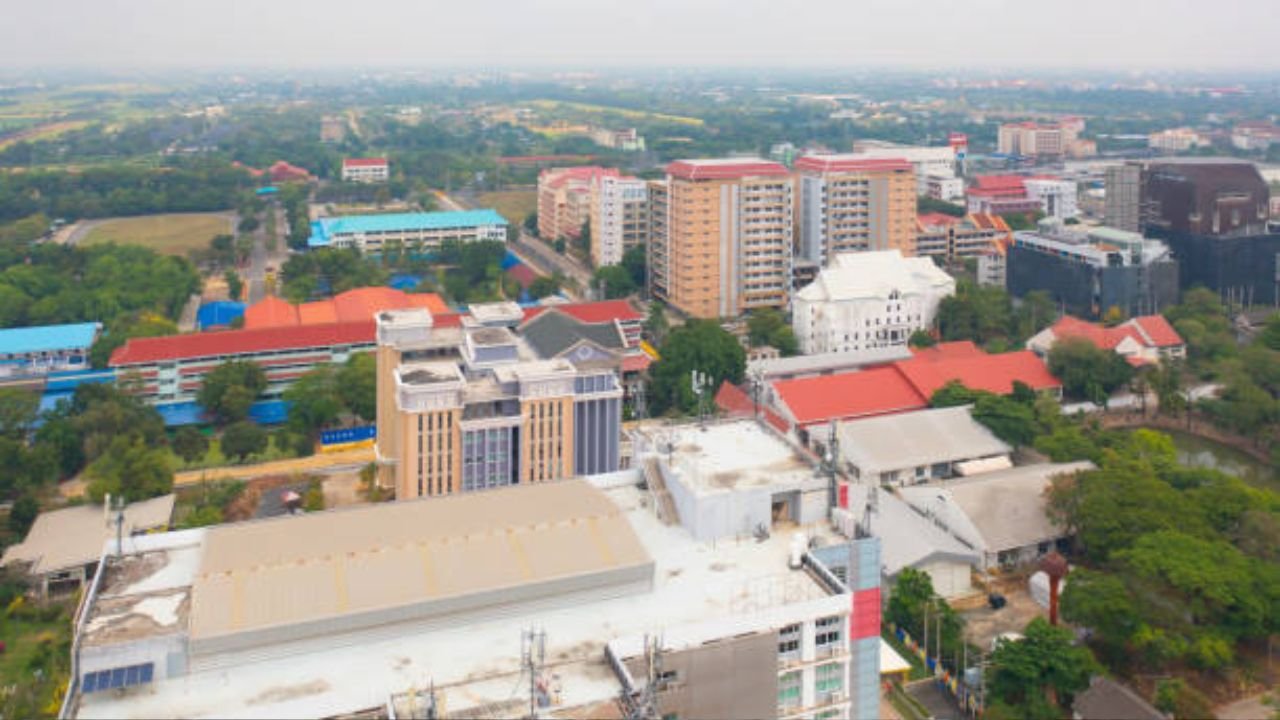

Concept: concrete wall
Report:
left=664, top=468, right=772, bottom=543
left=80, top=632, right=188, bottom=684
left=637, top=630, right=779, bottom=720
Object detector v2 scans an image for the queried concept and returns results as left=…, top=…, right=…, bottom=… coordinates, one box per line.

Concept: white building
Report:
left=836, top=406, right=1012, bottom=486
left=589, top=175, right=649, bottom=267
left=793, top=250, right=955, bottom=357
left=340, top=157, right=389, bottom=183
left=1024, top=178, right=1079, bottom=219
left=925, top=173, right=965, bottom=201
left=306, top=210, right=508, bottom=252
left=851, top=140, right=958, bottom=195
left=1148, top=128, right=1206, bottom=153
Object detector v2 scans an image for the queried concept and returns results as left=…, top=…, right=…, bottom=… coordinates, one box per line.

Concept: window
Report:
left=815, top=662, right=844, bottom=696
left=816, top=616, right=844, bottom=654
left=778, top=671, right=802, bottom=709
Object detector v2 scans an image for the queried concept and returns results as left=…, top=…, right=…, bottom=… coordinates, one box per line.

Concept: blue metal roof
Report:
left=0, top=322, right=102, bottom=356
left=308, top=209, right=507, bottom=248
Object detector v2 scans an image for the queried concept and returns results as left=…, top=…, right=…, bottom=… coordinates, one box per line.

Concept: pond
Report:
left=1159, top=428, right=1277, bottom=492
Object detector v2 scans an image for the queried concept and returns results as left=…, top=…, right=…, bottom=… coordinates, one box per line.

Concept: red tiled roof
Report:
left=917, top=212, right=962, bottom=228
left=714, top=381, right=789, bottom=433
left=110, top=321, right=375, bottom=366
left=974, top=175, right=1027, bottom=190
left=794, top=156, right=914, bottom=174
left=666, top=159, right=790, bottom=180
left=244, top=288, right=449, bottom=330
left=541, top=166, right=619, bottom=189
left=1128, top=315, right=1184, bottom=347
left=343, top=157, right=387, bottom=168
left=522, top=300, right=643, bottom=325
left=621, top=353, right=652, bottom=374
left=773, top=367, right=928, bottom=426
left=895, top=349, right=1060, bottom=398
left=242, top=296, right=298, bottom=329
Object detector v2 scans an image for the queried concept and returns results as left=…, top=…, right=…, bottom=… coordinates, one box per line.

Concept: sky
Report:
left=3, top=0, right=1277, bottom=72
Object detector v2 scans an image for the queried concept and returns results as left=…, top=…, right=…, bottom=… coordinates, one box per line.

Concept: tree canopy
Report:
left=198, top=360, right=268, bottom=426
left=987, top=618, right=1098, bottom=720
left=1047, top=337, right=1134, bottom=404
left=648, top=320, right=745, bottom=416
left=746, top=308, right=799, bottom=357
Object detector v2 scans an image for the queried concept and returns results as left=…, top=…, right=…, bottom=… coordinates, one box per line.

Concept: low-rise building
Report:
left=1023, top=178, right=1079, bottom=219
left=793, top=250, right=955, bottom=357
left=836, top=406, right=1011, bottom=486
left=914, top=213, right=1011, bottom=270
left=340, top=157, right=389, bottom=183
left=850, top=140, right=958, bottom=195
left=306, top=210, right=508, bottom=252
left=1007, top=221, right=1181, bottom=319
left=0, top=322, right=101, bottom=380
left=1073, top=676, right=1167, bottom=720
left=1231, top=122, right=1280, bottom=152
left=1026, top=314, right=1186, bottom=366
left=1, top=495, right=173, bottom=597
left=898, top=462, right=1094, bottom=570
left=240, top=287, right=449, bottom=330
left=925, top=173, right=965, bottom=201
left=1148, top=128, right=1207, bottom=153
left=63, top=479, right=882, bottom=720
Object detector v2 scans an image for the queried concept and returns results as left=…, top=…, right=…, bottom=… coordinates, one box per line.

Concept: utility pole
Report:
left=521, top=628, right=546, bottom=719
left=621, top=635, right=663, bottom=720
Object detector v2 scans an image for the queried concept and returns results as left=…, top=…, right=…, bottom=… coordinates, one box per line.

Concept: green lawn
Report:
left=82, top=213, right=232, bottom=256
left=475, top=191, right=537, bottom=226
left=0, top=599, right=74, bottom=718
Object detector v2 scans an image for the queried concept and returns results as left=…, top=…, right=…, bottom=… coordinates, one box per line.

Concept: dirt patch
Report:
left=247, top=679, right=331, bottom=705
left=226, top=474, right=316, bottom=521
left=960, top=582, right=1047, bottom=651
left=322, top=472, right=363, bottom=508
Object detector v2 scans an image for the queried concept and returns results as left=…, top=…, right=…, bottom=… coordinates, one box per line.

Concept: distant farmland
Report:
left=81, top=213, right=232, bottom=256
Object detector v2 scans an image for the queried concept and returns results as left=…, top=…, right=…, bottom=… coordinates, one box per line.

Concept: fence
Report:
left=320, top=425, right=376, bottom=452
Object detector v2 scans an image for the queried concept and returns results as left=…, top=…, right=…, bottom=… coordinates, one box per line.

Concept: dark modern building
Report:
left=1006, top=221, right=1180, bottom=319
left=1135, top=158, right=1280, bottom=306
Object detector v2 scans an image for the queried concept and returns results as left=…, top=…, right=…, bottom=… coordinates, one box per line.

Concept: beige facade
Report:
left=537, top=167, right=618, bottom=241
left=794, top=156, right=917, bottom=265
left=657, top=159, right=793, bottom=319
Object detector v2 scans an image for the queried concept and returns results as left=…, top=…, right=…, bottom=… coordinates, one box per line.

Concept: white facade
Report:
left=591, top=175, right=649, bottom=267
left=793, top=250, right=955, bottom=357
left=1148, top=128, right=1205, bottom=153
left=925, top=173, right=965, bottom=201
left=850, top=141, right=958, bottom=194
left=341, top=160, right=389, bottom=183
left=1024, top=178, right=1079, bottom=219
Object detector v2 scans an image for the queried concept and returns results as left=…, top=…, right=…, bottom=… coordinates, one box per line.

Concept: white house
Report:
left=1024, top=178, right=1079, bottom=219
left=793, top=250, right=955, bottom=358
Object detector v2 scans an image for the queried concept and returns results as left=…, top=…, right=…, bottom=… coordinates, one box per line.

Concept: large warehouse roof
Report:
left=189, top=479, right=653, bottom=651
left=2, top=495, right=174, bottom=576
left=0, top=322, right=101, bottom=356
left=837, top=406, right=1011, bottom=477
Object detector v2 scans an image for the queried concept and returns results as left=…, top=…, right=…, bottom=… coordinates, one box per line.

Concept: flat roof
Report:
left=109, top=321, right=375, bottom=366
left=0, top=322, right=101, bottom=356
left=666, top=158, right=790, bottom=180
left=82, top=531, right=205, bottom=648
left=309, top=210, right=508, bottom=246
left=189, top=480, right=651, bottom=647
left=643, top=420, right=815, bottom=494
left=837, top=406, right=1011, bottom=476
left=76, top=484, right=838, bottom=720
left=2, top=495, right=175, bottom=576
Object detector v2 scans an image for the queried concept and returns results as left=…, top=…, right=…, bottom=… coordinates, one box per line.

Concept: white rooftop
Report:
left=847, top=486, right=979, bottom=577
left=645, top=420, right=817, bottom=495
left=796, top=250, right=955, bottom=304
left=837, top=406, right=1011, bottom=478
left=75, top=484, right=839, bottom=720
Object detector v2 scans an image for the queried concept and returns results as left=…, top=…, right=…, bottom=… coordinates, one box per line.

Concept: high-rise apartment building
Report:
left=375, top=309, right=622, bottom=500
left=795, top=155, right=917, bottom=265
left=652, top=159, right=793, bottom=318
left=1104, top=163, right=1142, bottom=232
left=537, top=166, right=618, bottom=241
left=646, top=179, right=670, bottom=300
left=589, top=174, right=649, bottom=267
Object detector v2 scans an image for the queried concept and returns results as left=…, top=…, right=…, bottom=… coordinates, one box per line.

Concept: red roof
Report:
left=773, top=367, right=928, bottom=426
left=794, top=155, right=913, bottom=174
left=917, top=212, right=962, bottom=228
left=909, top=341, right=986, bottom=362
left=506, top=264, right=538, bottom=289
left=621, top=353, right=652, bottom=374
left=540, top=166, right=618, bottom=189
left=895, top=349, right=1060, bottom=399
left=110, top=321, right=375, bottom=366
left=1128, top=315, right=1183, bottom=347
left=343, top=157, right=387, bottom=168
left=666, top=159, right=790, bottom=180
left=243, top=288, right=449, bottom=330
left=714, top=381, right=789, bottom=433
left=522, top=300, right=642, bottom=325
left=974, top=175, right=1026, bottom=190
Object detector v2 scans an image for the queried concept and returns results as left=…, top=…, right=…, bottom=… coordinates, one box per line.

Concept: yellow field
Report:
left=0, top=120, right=91, bottom=150
left=530, top=99, right=704, bottom=127
left=476, top=191, right=537, bottom=225
left=82, top=213, right=232, bottom=255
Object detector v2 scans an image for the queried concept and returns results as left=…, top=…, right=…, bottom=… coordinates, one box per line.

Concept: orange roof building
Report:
left=1026, top=315, right=1186, bottom=367
left=243, top=288, right=449, bottom=330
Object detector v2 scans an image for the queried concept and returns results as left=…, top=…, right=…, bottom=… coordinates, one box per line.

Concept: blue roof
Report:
left=308, top=209, right=508, bottom=248
left=0, top=322, right=102, bottom=356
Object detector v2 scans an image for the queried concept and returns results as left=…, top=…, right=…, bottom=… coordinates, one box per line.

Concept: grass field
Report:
left=530, top=99, right=704, bottom=127
left=82, top=213, right=232, bottom=255
left=476, top=191, right=537, bottom=225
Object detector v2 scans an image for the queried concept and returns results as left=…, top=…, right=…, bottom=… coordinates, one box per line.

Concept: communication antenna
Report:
left=521, top=628, right=547, bottom=719
left=621, top=634, right=664, bottom=720
left=107, top=494, right=126, bottom=558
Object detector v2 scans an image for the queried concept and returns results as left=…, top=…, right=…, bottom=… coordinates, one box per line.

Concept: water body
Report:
left=1160, top=428, right=1277, bottom=492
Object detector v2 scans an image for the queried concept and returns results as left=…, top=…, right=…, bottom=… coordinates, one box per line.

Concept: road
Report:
left=905, top=679, right=964, bottom=720
left=243, top=206, right=289, bottom=304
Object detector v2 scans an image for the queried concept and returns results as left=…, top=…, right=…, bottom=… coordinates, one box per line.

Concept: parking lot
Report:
left=959, top=582, right=1048, bottom=651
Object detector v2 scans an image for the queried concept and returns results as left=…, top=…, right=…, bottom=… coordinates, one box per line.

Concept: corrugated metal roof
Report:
left=837, top=406, right=1011, bottom=477
left=308, top=210, right=508, bottom=246
left=1, top=495, right=175, bottom=575
left=0, top=322, right=102, bottom=356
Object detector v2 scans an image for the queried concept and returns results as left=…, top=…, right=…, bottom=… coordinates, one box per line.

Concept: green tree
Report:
left=908, top=329, right=936, bottom=348
left=89, top=312, right=180, bottom=369
left=648, top=320, right=746, bottom=415
left=198, top=360, right=267, bottom=425
left=85, top=436, right=173, bottom=502
left=221, top=421, right=268, bottom=461
left=746, top=308, right=798, bottom=356
left=523, top=211, right=538, bottom=237
left=644, top=301, right=669, bottom=346
left=337, top=353, right=377, bottom=422
left=528, top=274, right=562, bottom=300
left=284, top=364, right=345, bottom=437
left=1047, top=337, right=1134, bottom=404
left=8, top=494, right=38, bottom=537
left=988, top=617, right=1099, bottom=720
left=592, top=265, right=636, bottom=299
left=917, top=196, right=966, bottom=217
left=224, top=270, right=244, bottom=301
left=1060, top=568, right=1140, bottom=661
left=172, top=426, right=209, bottom=463
left=621, top=243, right=647, bottom=290
left=971, top=393, right=1038, bottom=446
left=0, top=388, right=39, bottom=438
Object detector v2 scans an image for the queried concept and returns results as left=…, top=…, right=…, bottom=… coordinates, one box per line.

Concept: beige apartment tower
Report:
left=795, top=155, right=917, bottom=265
left=652, top=159, right=793, bottom=319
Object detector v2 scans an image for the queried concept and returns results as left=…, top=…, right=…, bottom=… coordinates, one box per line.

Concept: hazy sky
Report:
left=4, top=0, right=1277, bottom=71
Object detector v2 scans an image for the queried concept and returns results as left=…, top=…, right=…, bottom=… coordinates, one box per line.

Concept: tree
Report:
left=284, top=364, right=344, bottom=437
left=908, top=329, right=936, bottom=348
left=89, top=312, right=180, bottom=369
left=85, top=436, right=173, bottom=502
left=971, top=393, right=1038, bottom=446
left=210, top=234, right=235, bottom=266
left=621, top=243, right=647, bottom=291
left=593, top=265, right=636, bottom=299
left=198, top=360, right=267, bottom=425
left=528, top=275, right=562, bottom=300
left=644, top=301, right=669, bottom=346
left=1047, top=337, right=1134, bottom=404
left=224, top=270, right=244, bottom=301
left=1101, top=305, right=1126, bottom=326
left=917, top=196, right=966, bottom=217
left=988, top=617, right=1099, bottom=720
left=929, top=380, right=984, bottom=408
left=221, top=421, right=268, bottom=461
left=172, top=427, right=209, bottom=463
left=746, top=308, right=799, bottom=356
left=575, top=220, right=591, bottom=257
left=648, top=320, right=746, bottom=415
left=523, top=211, right=538, bottom=237
left=8, top=494, right=38, bottom=537
left=337, top=353, right=376, bottom=422
left=1060, top=568, right=1140, bottom=661
left=0, top=388, right=39, bottom=438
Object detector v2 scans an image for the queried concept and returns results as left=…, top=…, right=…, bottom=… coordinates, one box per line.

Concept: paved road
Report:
left=513, top=230, right=594, bottom=290
left=905, top=679, right=964, bottom=720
